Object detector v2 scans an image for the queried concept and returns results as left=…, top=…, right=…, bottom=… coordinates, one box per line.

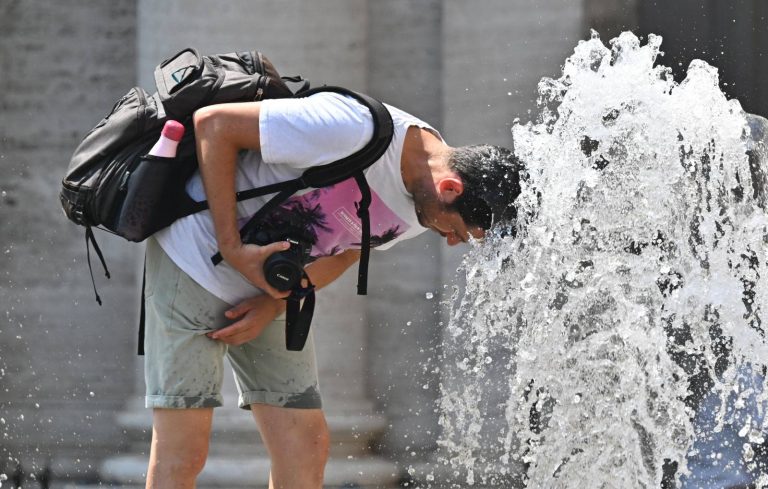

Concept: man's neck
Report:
left=401, top=126, right=451, bottom=195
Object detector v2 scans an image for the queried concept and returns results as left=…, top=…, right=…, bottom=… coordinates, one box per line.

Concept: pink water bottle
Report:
left=148, top=120, right=185, bottom=157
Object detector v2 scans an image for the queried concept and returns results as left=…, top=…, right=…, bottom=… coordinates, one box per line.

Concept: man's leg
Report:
left=142, top=238, right=230, bottom=488
left=146, top=408, right=214, bottom=489
left=251, top=404, right=330, bottom=489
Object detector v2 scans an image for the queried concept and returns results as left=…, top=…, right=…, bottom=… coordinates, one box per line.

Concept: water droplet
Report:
left=739, top=424, right=750, bottom=438
left=743, top=443, right=755, bottom=462
left=425, top=292, right=434, bottom=299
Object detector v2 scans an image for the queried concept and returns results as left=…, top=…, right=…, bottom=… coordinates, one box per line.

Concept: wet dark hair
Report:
left=447, top=144, right=521, bottom=230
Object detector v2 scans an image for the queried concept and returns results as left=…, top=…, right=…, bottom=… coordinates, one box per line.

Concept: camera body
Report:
left=245, top=228, right=313, bottom=291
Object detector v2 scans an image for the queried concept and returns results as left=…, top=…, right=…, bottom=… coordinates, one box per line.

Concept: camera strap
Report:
left=284, top=272, right=316, bottom=351
left=354, top=172, right=371, bottom=295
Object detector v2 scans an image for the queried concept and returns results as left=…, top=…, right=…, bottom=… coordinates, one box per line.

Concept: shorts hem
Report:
left=145, top=394, right=224, bottom=409
left=239, top=388, right=322, bottom=410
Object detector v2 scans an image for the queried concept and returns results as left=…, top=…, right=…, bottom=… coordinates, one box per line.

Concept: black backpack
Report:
left=61, top=47, right=393, bottom=351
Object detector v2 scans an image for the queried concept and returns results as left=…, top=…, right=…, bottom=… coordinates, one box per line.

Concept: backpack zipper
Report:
left=254, top=52, right=266, bottom=100
left=255, top=52, right=264, bottom=75
left=135, top=87, right=148, bottom=137
left=255, top=79, right=265, bottom=101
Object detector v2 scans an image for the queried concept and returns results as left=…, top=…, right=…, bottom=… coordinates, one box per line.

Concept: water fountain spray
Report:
left=438, top=31, right=768, bottom=489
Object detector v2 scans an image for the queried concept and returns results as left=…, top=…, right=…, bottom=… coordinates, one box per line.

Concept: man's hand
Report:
left=220, top=241, right=292, bottom=299
left=206, top=294, right=285, bottom=346
left=209, top=249, right=361, bottom=346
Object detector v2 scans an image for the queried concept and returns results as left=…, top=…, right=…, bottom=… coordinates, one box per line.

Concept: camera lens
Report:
left=264, top=255, right=303, bottom=291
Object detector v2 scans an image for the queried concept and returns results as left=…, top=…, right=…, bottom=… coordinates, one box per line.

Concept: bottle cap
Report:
left=161, top=120, right=185, bottom=142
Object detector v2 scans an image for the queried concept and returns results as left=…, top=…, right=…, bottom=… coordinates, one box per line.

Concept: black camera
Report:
left=245, top=228, right=312, bottom=291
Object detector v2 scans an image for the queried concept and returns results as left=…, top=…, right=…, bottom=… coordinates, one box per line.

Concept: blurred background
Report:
left=1, top=0, right=766, bottom=487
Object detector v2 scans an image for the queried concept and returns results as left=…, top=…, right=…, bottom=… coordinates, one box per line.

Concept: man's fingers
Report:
left=225, top=295, right=262, bottom=318
left=260, top=240, right=291, bottom=257
left=225, top=300, right=253, bottom=319
left=208, top=320, right=254, bottom=346
left=208, top=321, right=246, bottom=340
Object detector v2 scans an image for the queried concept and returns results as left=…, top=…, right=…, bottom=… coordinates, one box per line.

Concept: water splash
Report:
left=438, top=31, right=768, bottom=488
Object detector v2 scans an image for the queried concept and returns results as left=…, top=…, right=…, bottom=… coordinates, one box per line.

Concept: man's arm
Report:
left=207, top=249, right=362, bottom=345
left=304, top=249, right=361, bottom=289
left=193, top=102, right=291, bottom=299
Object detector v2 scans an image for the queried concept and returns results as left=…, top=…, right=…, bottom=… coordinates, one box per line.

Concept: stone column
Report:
left=100, top=1, right=400, bottom=487
left=584, top=0, right=639, bottom=39
left=0, top=1, right=139, bottom=485
left=424, top=1, right=585, bottom=486
left=365, top=0, right=446, bottom=468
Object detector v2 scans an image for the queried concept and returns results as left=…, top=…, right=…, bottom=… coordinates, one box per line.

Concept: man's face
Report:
left=415, top=196, right=485, bottom=246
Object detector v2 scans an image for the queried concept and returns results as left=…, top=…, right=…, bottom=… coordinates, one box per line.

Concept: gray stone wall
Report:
left=365, top=0, right=445, bottom=461
left=584, top=0, right=640, bottom=40
left=137, top=0, right=367, bottom=90
left=0, top=0, right=139, bottom=481
left=434, top=0, right=585, bottom=483
left=367, top=0, right=588, bottom=476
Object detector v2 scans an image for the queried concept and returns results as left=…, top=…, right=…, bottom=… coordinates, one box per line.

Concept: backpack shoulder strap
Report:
left=293, top=86, right=394, bottom=187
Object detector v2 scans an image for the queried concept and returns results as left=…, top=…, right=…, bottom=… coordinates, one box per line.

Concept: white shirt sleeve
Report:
left=259, top=92, right=374, bottom=168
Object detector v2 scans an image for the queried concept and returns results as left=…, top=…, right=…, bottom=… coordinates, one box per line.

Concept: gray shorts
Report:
left=142, top=237, right=322, bottom=410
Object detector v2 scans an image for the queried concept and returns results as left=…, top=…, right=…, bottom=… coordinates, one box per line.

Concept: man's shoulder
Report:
left=384, top=104, right=443, bottom=142
left=293, top=91, right=436, bottom=136
left=259, top=91, right=375, bottom=167
left=303, top=90, right=374, bottom=118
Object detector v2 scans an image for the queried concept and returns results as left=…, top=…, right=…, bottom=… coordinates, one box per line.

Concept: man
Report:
left=142, top=90, right=520, bottom=488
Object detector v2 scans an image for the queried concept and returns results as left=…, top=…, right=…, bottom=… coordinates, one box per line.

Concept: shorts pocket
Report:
left=169, top=270, right=230, bottom=332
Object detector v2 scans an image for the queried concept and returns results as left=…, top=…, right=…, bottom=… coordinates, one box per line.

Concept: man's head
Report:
left=445, top=144, right=521, bottom=230
left=412, top=143, right=522, bottom=245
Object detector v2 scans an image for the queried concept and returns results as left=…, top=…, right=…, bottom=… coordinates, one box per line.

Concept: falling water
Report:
left=438, top=32, right=768, bottom=488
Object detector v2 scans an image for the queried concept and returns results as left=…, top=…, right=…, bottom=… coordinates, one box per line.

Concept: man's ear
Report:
left=436, top=177, right=464, bottom=204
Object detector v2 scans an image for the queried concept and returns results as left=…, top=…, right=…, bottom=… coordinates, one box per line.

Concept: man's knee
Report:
left=149, top=447, right=209, bottom=480
left=284, top=413, right=330, bottom=462
left=277, top=419, right=329, bottom=487
left=306, top=420, right=331, bottom=461
left=148, top=408, right=213, bottom=483
left=252, top=405, right=330, bottom=471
